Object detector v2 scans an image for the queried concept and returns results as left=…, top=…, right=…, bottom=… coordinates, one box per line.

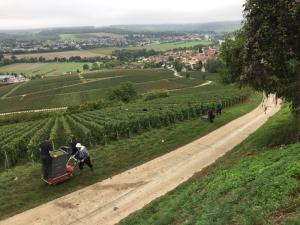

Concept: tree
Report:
left=11, top=55, right=17, bottom=61
left=220, top=0, right=300, bottom=109
left=108, top=83, right=138, bottom=103
left=173, top=59, right=183, bottom=72
left=91, top=62, right=100, bottom=71
left=83, top=64, right=89, bottom=70
left=185, top=72, right=191, bottom=79
left=195, top=61, right=203, bottom=71
left=219, top=30, right=246, bottom=84
left=205, top=59, right=221, bottom=73
left=243, top=0, right=300, bottom=109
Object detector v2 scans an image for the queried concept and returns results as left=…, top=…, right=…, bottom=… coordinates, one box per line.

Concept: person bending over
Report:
left=75, top=143, right=94, bottom=174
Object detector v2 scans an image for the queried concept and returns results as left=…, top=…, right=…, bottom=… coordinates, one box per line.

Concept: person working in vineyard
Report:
left=40, top=135, right=54, bottom=180
left=75, top=143, right=94, bottom=174
left=69, top=135, right=79, bottom=156
left=216, top=100, right=223, bottom=115
left=208, top=108, right=215, bottom=123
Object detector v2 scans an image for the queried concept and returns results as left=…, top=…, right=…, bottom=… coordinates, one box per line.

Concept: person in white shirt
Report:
left=75, top=143, right=94, bottom=174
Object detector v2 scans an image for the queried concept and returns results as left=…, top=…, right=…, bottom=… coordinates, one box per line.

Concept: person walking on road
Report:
left=40, top=135, right=54, bottom=180
left=75, top=143, right=94, bottom=174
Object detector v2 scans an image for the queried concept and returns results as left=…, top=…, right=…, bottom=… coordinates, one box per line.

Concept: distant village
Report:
left=138, top=46, right=218, bottom=71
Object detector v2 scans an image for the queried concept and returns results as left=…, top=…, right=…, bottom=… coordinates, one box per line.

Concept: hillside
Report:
left=119, top=106, right=300, bottom=225
left=0, top=90, right=260, bottom=220
left=111, top=21, right=242, bottom=33
left=0, top=69, right=210, bottom=113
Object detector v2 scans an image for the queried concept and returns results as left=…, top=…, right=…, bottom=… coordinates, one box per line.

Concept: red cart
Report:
left=42, top=148, right=78, bottom=185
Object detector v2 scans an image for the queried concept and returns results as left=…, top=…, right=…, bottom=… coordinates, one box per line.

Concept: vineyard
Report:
left=0, top=85, right=251, bottom=168
left=0, top=69, right=207, bottom=113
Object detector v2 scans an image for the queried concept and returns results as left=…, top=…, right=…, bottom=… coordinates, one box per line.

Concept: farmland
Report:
left=89, top=40, right=211, bottom=55
left=0, top=62, right=91, bottom=77
left=59, top=32, right=125, bottom=40
left=9, top=50, right=105, bottom=60
left=0, top=69, right=210, bottom=113
left=11, top=40, right=211, bottom=59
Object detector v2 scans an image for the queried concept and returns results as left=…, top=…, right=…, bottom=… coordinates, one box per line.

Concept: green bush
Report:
left=108, top=83, right=138, bottom=103
left=67, top=98, right=117, bottom=113
left=144, top=90, right=169, bottom=101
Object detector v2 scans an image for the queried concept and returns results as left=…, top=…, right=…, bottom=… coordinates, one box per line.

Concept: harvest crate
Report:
left=48, top=150, right=69, bottom=179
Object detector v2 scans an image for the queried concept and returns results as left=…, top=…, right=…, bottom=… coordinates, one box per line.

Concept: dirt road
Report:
left=0, top=96, right=281, bottom=225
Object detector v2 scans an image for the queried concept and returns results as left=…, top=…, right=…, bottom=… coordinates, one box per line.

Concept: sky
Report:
left=0, top=0, right=245, bottom=30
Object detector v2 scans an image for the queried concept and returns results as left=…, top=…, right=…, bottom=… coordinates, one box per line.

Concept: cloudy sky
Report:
left=0, top=0, right=245, bottom=29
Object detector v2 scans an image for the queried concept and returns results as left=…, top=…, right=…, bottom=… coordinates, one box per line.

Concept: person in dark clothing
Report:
left=75, top=143, right=93, bottom=174
left=216, top=100, right=223, bottom=115
left=40, top=135, right=54, bottom=179
left=208, top=108, right=215, bottom=123
left=70, top=135, right=79, bottom=156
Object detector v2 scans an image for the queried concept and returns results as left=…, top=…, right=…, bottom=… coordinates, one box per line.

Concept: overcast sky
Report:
left=0, top=0, right=245, bottom=30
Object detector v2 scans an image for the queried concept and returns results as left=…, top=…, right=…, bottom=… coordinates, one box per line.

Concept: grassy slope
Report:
left=119, top=106, right=300, bottom=225
left=0, top=62, right=91, bottom=77
left=0, top=93, right=261, bottom=220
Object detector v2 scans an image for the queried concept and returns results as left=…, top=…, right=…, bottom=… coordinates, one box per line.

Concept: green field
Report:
left=0, top=62, right=91, bottom=77
left=12, top=40, right=211, bottom=59
left=0, top=69, right=214, bottom=113
left=89, top=40, right=211, bottom=55
left=119, top=106, right=300, bottom=225
left=0, top=91, right=260, bottom=220
left=59, top=34, right=82, bottom=41
left=59, top=32, right=125, bottom=40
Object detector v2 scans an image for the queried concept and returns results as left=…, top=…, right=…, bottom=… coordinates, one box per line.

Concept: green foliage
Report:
left=112, top=49, right=161, bottom=61
left=82, top=64, right=89, bottom=70
left=67, top=98, right=118, bottom=113
left=108, top=83, right=138, bottom=103
left=0, top=111, right=64, bottom=126
left=205, top=58, right=222, bottom=73
left=173, top=59, right=183, bottom=72
left=185, top=72, right=191, bottom=79
left=219, top=30, right=246, bottom=84
left=144, top=90, right=169, bottom=101
left=91, top=62, right=100, bottom=71
left=221, top=0, right=300, bottom=109
left=195, top=60, right=203, bottom=71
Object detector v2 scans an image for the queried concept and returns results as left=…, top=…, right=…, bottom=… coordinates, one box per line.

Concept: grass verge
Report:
left=0, top=93, right=261, bottom=220
left=119, top=106, right=300, bottom=225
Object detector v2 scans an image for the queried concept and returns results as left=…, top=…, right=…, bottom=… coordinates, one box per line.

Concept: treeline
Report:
left=112, top=49, right=161, bottom=61
left=0, top=54, right=111, bottom=67
left=171, top=44, right=207, bottom=53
